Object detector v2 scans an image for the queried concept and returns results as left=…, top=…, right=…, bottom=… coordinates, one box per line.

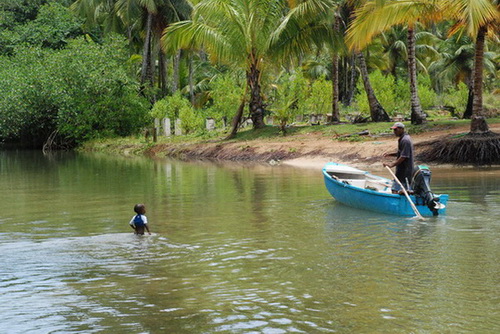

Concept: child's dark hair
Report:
left=134, top=204, right=145, bottom=214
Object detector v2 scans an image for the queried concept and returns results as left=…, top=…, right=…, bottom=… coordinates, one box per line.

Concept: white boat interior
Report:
left=325, top=164, right=392, bottom=194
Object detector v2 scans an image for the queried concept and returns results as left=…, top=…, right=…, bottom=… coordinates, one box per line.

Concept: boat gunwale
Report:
left=322, top=168, right=397, bottom=199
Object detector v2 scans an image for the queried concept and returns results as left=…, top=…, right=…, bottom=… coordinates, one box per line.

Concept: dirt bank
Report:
left=143, top=123, right=500, bottom=171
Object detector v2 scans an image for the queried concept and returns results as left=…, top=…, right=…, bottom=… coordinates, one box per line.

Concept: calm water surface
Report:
left=1, top=151, right=499, bottom=333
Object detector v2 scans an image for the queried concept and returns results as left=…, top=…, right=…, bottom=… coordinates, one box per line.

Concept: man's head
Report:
left=390, top=122, right=405, bottom=137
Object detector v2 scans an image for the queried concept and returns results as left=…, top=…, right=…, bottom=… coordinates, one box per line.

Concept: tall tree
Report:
left=271, top=0, right=342, bottom=122
left=272, top=0, right=390, bottom=122
left=443, top=0, right=499, bottom=133
left=346, top=0, right=444, bottom=125
left=71, top=0, right=192, bottom=95
left=163, top=0, right=286, bottom=130
left=357, top=51, right=390, bottom=121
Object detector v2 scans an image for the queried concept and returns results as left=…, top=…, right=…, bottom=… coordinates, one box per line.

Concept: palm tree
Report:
left=274, top=0, right=391, bottom=122
left=346, top=0, right=444, bottom=125
left=429, top=32, right=496, bottom=118
left=378, top=26, right=408, bottom=79
left=416, top=1, right=499, bottom=165
left=163, top=0, right=287, bottom=130
left=271, top=0, right=344, bottom=122
left=71, top=0, right=192, bottom=95
left=443, top=0, right=499, bottom=133
left=357, top=51, right=390, bottom=121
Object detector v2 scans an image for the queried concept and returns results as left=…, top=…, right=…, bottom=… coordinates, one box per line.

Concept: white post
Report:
left=162, top=118, right=171, bottom=137
left=175, top=118, right=182, bottom=135
left=154, top=118, right=160, bottom=137
left=206, top=118, right=215, bottom=131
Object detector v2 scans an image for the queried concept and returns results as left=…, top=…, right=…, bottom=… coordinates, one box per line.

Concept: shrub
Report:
left=355, top=70, right=399, bottom=116
left=439, top=82, right=469, bottom=113
left=270, top=71, right=309, bottom=133
left=206, top=74, right=244, bottom=126
left=0, top=2, right=83, bottom=55
left=302, top=76, right=331, bottom=116
left=418, top=75, right=438, bottom=110
left=179, top=106, right=204, bottom=134
left=151, top=92, right=191, bottom=120
left=0, top=35, right=149, bottom=147
left=151, top=92, right=203, bottom=134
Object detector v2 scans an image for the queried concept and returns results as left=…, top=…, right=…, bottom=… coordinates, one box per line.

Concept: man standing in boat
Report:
left=383, top=122, right=414, bottom=194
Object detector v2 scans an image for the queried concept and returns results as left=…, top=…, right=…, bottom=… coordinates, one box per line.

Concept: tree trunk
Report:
left=346, top=52, right=358, bottom=106
left=342, top=53, right=357, bottom=106
left=463, top=87, right=473, bottom=119
left=407, top=27, right=426, bottom=125
left=357, top=52, right=390, bottom=122
left=227, top=91, right=247, bottom=139
left=188, top=52, right=194, bottom=105
left=330, top=15, right=341, bottom=123
left=247, top=53, right=265, bottom=129
left=140, top=12, right=154, bottom=88
left=470, top=26, right=489, bottom=133
left=331, top=53, right=340, bottom=122
left=158, top=49, right=168, bottom=98
left=172, top=50, right=181, bottom=93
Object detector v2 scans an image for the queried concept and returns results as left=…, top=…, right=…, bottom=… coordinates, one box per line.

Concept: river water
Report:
left=1, top=150, right=499, bottom=333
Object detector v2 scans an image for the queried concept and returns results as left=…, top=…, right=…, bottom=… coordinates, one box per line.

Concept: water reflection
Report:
left=1, top=151, right=499, bottom=333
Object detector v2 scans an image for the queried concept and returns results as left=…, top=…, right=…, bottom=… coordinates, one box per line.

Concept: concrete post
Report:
left=206, top=118, right=215, bottom=131
left=163, top=118, right=171, bottom=137
left=175, top=118, right=182, bottom=135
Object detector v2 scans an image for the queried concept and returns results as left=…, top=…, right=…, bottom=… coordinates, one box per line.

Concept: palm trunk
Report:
left=463, top=87, right=473, bottom=119
left=158, top=49, right=168, bottom=98
left=227, top=86, right=248, bottom=139
left=188, top=53, right=194, bottom=105
left=330, top=16, right=341, bottom=123
left=407, top=27, right=426, bottom=125
left=248, top=52, right=265, bottom=129
left=331, top=53, right=340, bottom=122
left=357, top=52, right=390, bottom=122
left=140, top=12, right=153, bottom=88
left=226, top=98, right=246, bottom=139
left=172, top=50, right=180, bottom=93
left=342, top=53, right=356, bottom=106
left=470, top=25, right=489, bottom=133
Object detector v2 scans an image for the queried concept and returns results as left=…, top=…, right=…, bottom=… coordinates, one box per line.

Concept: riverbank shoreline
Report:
left=82, top=122, right=500, bottom=171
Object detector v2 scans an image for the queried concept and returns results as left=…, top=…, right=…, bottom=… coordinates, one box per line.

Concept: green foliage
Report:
left=270, top=71, right=309, bottom=133
left=151, top=92, right=203, bottom=134
left=392, top=78, right=410, bottom=114
left=151, top=92, right=191, bottom=120
left=0, top=0, right=46, bottom=28
left=0, top=2, right=82, bottom=55
left=179, top=106, right=204, bottom=134
left=484, top=92, right=500, bottom=115
left=205, top=73, right=244, bottom=126
left=355, top=70, right=439, bottom=116
left=0, top=35, right=149, bottom=147
left=356, top=70, right=398, bottom=116
left=417, top=74, right=438, bottom=110
left=302, top=76, right=331, bottom=116
left=439, top=82, right=469, bottom=111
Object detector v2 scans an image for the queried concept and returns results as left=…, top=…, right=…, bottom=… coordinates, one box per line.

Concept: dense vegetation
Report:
left=0, top=0, right=498, bottom=150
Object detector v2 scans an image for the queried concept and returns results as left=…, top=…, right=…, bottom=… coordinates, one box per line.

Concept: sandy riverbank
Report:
left=140, top=123, right=500, bottom=171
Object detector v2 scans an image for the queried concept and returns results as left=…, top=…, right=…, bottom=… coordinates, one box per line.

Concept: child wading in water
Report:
left=129, top=204, right=151, bottom=235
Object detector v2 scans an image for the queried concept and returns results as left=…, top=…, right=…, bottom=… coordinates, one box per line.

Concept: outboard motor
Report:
left=411, top=165, right=443, bottom=216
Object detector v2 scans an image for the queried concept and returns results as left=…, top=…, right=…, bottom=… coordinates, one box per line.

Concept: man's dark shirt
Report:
left=396, top=133, right=414, bottom=188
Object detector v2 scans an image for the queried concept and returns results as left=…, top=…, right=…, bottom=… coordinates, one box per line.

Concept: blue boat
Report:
left=323, top=162, right=448, bottom=217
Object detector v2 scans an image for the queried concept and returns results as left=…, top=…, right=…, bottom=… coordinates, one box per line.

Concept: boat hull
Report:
left=323, top=163, right=448, bottom=217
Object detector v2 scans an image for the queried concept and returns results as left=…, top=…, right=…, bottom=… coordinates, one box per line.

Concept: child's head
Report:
left=134, top=204, right=146, bottom=215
